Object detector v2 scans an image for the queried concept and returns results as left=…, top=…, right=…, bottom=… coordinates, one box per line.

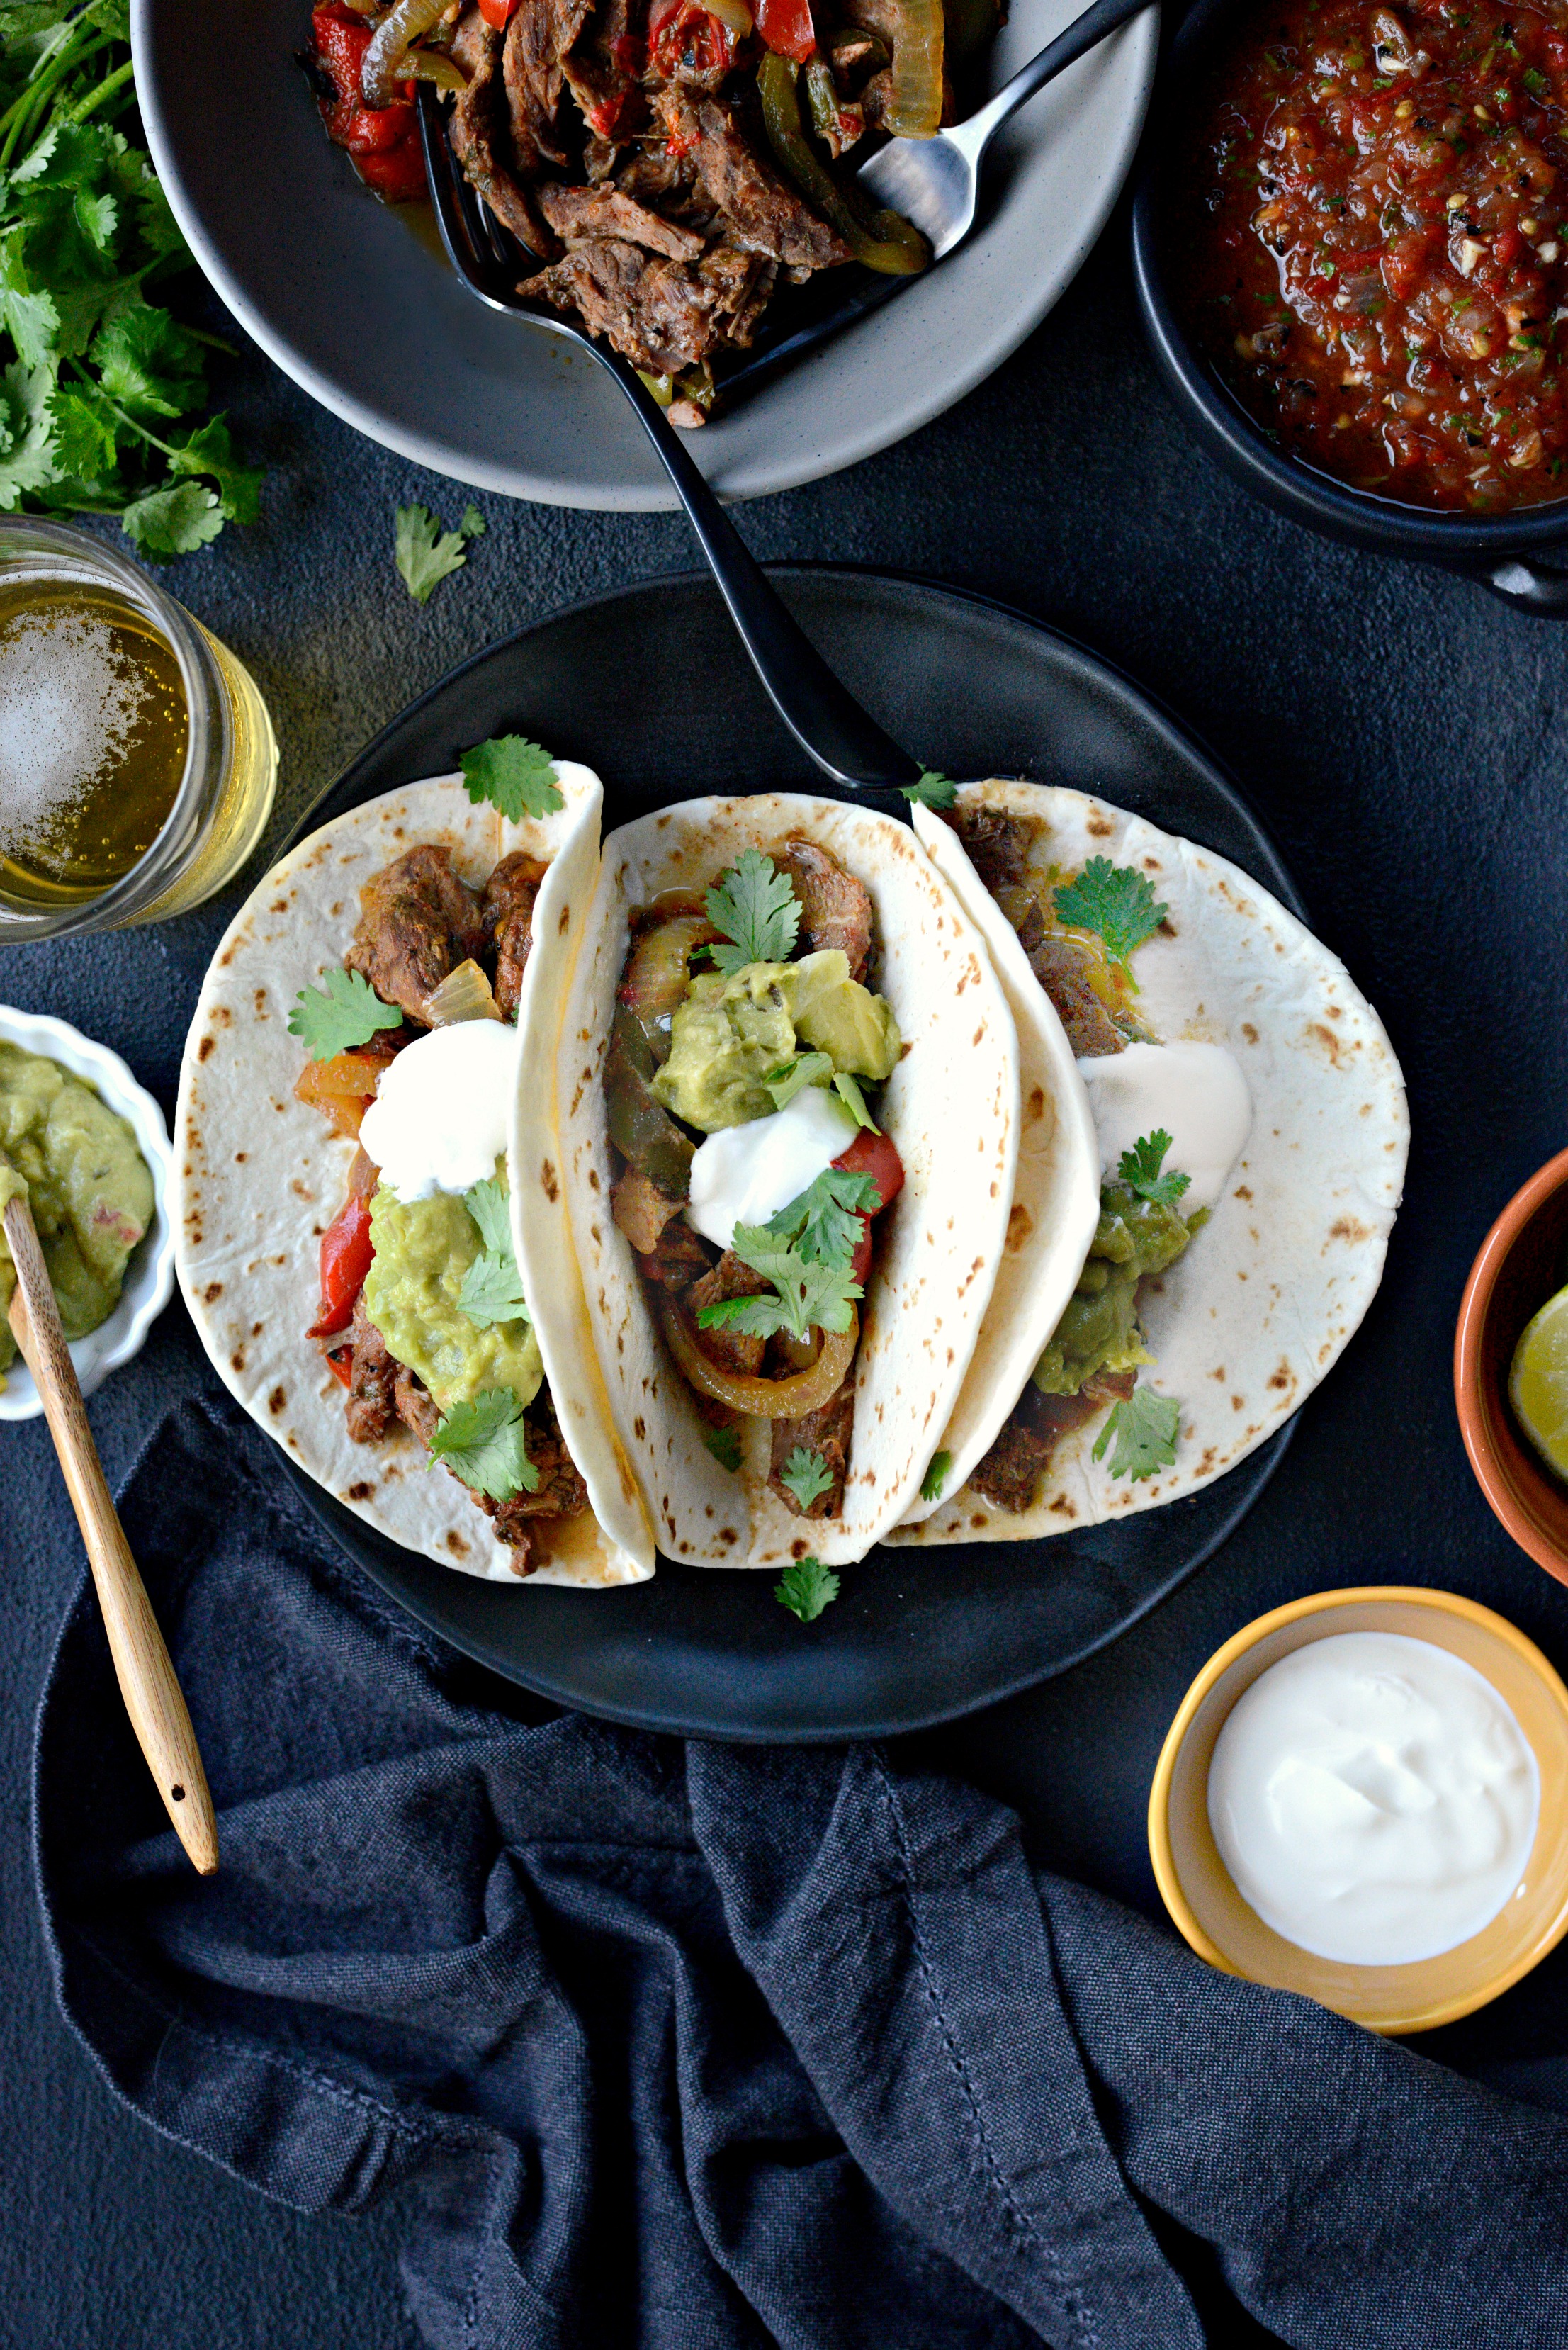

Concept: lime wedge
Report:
left=1510, top=1285, right=1568, bottom=1480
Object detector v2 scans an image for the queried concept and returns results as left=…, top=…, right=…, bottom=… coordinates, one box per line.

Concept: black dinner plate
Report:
left=273, top=567, right=1302, bottom=1741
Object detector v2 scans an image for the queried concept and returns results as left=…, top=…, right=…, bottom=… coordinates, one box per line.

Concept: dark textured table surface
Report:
left=9, top=169, right=1568, bottom=2348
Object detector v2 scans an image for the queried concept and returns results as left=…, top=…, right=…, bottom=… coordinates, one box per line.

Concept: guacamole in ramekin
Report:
left=0, top=1040, right=153, bottom=1371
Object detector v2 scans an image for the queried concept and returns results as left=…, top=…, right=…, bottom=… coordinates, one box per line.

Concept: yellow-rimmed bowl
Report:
left=1149, top=1587, right=1568, bottom=2035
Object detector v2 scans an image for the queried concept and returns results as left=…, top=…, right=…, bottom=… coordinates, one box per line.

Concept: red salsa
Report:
left=1178, top=0, right=1568, bottom=510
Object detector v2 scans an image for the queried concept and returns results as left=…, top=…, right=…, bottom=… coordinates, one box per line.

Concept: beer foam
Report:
left=0, top=606, right=154, bottom=850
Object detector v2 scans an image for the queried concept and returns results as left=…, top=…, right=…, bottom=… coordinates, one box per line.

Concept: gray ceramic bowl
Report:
left=131, top=0, right=1156, bottom=511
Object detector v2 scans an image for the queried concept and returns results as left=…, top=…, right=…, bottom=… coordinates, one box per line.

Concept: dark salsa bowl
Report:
left=1132, top=0, right=1568, bottom=613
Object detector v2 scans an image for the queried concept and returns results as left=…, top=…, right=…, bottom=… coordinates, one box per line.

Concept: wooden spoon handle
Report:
left=6, top=1198, right=218, bottom=1876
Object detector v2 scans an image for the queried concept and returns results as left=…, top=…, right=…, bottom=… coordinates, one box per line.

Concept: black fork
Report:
left=418, top=89, right=923, bottom=800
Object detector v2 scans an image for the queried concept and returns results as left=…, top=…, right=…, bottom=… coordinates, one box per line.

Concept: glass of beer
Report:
left=0, top=516, right=279, bottom=940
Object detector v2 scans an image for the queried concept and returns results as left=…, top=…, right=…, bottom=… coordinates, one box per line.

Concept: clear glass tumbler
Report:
left=0, top=515, right=278, bottom=941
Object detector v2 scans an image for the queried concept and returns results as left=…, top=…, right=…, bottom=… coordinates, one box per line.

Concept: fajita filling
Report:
left=604, top=837, right=906, bottom=1521
left=291, top=841, right=587, bottom=1575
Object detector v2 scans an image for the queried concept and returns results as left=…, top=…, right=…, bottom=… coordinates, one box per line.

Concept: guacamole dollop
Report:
left=0, top=1041, right=153, bottom=1373
left=1032, top=1181, right=1202, bottom=1397
left=652, top=950, right=902, bottom=1135
left=363, top=1182, right=541, bottom=1415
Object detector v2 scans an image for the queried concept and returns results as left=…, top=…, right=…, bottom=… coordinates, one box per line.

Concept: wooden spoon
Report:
left=5, top=1191, right=218, bottom=1876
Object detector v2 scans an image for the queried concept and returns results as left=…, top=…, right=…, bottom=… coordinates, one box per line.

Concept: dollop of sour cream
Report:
left=358, top=1021, right=520, bottom=1200
left=689, top=1086, right=858, bottom=1252
left=1076, top=1040, right=1252, bottom=1213
left=1207, top=1631, right=1540, bottom=1967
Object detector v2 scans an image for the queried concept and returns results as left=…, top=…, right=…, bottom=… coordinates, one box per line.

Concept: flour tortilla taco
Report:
left=176, top=766, right=653, bottom=1589
left=514, top=794, right=1027, bottom=1570
left=892, top=780, right=1408, bottom=1544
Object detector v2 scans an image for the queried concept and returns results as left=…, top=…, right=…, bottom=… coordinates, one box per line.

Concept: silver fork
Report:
left=856, top=0, right=1156, bottom=258
left=417, top=90, right=923, bottom=798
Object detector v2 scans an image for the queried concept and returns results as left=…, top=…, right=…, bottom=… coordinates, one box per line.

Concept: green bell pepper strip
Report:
left=755, top=52, right=927, bottom=276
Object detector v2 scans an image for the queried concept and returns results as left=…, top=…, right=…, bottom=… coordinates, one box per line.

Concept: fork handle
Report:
left=604, top=361, right=923, bottom=796
left=955, top=0, right=1156, bottom=162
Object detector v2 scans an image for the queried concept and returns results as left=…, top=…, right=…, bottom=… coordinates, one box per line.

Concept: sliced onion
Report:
left=658, top=1294, right=857, bottom=1419
left=424, top=957, right=503, bottom=1024
left=619, top=911, right=718, bottom=1063
left=886, top=0, right=943, bottom=137
left=361, top=0, right=449, bottom=106
left=402, top=47, right=468, bottom=89
left=706, top=0, right=755, bottom=33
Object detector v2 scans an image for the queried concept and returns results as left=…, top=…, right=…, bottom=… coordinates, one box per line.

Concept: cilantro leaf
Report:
left=91, top=293, right=205, bottom=415
left=765, top=1166, right=880, bottom=1269
left=1052, top=857, right=1168, bottom=976
left=427, top=1388, right=538, bottom=1499
left=120, top=479, right=221, bottom=558
left=920, top=1450, right=951, bottom=1502
left=459, top=735, right=565, bottom=822
left=701, top=1224, right=861, bottom=1344
left=832, top=1072, right=879, bottom=1134
left=167, top=414, right=263, bottom=524
left=703, top=1424, right=743, bottom=1472
left=1117, top=1130, right=1192, bottom=1208
left=457, top=1176, right=530, bottom=1329
left=775, top=1556, right=839, bottom=1622
left=0, top=229, right=60, bottom=369
left=47, top=383, right=117, bottom=479
left=899, top=769, right=957, bottom=809
left=0, top=359, right=60, bottom=508
left=1091, top=1386, right=1180, bottom=1483
left=762, top=1050, right=832, bottom=1111
left=779, top=1446, right=835, bottom=1512
left=288, top=966, right=403, bottom=1059
left=459, top=502, right=485, bottom=537
left=705, top=848, right=800, bottom=977
left=395, top=501, right=470, bottom=603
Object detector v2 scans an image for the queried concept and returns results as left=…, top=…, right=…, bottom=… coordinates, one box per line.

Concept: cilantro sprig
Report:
left=774, top=1556, right=839, bottom=1621
left=1052, top=858, right=1168, bottom=983
left=1092, top=1387, right=1180, bottom=1483
left=765, top=1166, right=880, bottom=1268
left=459, top=734, right=565, bottom=823
left=705, top=849, right=800, bottom=976
left=427, top=1388, right=538, bottom=1498
left=0, top=16, right=264, bottom=552
left=1117, top=1130, right=1192, bottom=1208
left=456, top=1177, right=530, bottom=1329
left=395, top=499, right=483, bottom=604
left=899, top=770, right=957, bottom=809
left=698, top=1232, right=860, bottom=1346
left=288, top=967, right=402, bottom=1060
left=832, top=1072, right=879, bottom=1133
left=762, top=1050, right=833, bottom=1111
left=703, top=1424, right=743, bottom=1472
left=920, top=1450, right=951, bottom=1502
left=779, top=1446, right=835, bottom=1512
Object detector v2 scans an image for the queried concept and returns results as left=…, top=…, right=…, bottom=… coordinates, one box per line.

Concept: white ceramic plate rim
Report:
left=130, top=0, right=1158, bottom=511
left=0, top=1007, right=176, bottom=1421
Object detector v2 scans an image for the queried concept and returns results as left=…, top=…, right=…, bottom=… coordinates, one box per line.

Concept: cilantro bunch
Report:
left=0, top=0, right=263, bottom=553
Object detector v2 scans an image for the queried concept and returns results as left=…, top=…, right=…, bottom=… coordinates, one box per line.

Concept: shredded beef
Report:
left=635, top=1218, right=714, bottom=1293
left=392, top=1363, right=439, bottom=1448
left=779, top=838, right=872, bottom=982
left=684, top=1248, right=767, bottom=1376
left=942, top=802, right=1037, bottom=896
left=562, top=0, right=639, bottom=138
left=519, top=237, right=772, bottom=371
left=769, top=1378, right=854, bottom=1517
left=969, top=1370, right=1139, bottom=1514
left=502, top=0, right=591, bottom=172
left=1014, top=899, right=1126, bottom=1058
left=481, top=849, right=547, bottom=1020
left=345, top=845, right=487, bottom=1023
left=538, top=179, right=704, bottom=258
left=345, top=1298, right=397, bottom=1443
left=612, top=1167, right=685, bottom=1254
left=392, top=1368, right=585, bottom=1577
left=655, top=87, right=850, bottom=269
left=450, top=18, right=556, bottom=255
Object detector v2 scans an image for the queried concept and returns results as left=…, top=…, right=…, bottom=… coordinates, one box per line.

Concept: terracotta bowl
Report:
left=1455, top=1147, right=1568, bottom=1584
left=1149, top=1587, right=1568, bottom=2035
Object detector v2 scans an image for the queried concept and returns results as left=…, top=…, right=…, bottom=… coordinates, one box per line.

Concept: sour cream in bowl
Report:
left=1149, top=1587, right=1568, bottom=2033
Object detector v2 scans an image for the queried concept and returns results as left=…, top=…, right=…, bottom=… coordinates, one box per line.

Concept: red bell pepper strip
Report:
left=307, top=1194, right=376, bottom=1339
left=310, top=4, right=422, bottom=194
left=757, top=0, right=816, bottom=64
left=833, top=1126, right=904, bottom=1287
left=478, top=0, right=521, bottom=24
left=324, top=1348, right=354, bottom=1388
